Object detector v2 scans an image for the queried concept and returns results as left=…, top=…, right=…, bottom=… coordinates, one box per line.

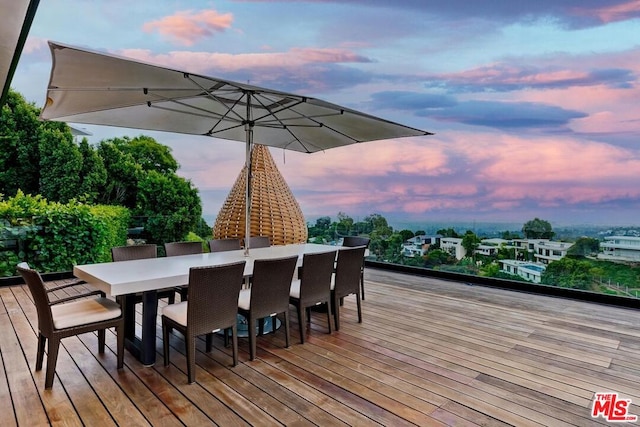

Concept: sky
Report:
left=10, top=0, right=640, bottom=227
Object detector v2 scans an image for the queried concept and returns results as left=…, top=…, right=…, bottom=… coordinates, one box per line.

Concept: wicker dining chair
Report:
left=164, top=241, right=204, bottom=301
left=238, top=255, right=298, bottom=361
left=208, top=238, right=242, bottom=253
left=245, top=236, right=271, bottom=249
left=289, top=250, right=336, bottom=343
left=162, top=261, right=246, bottom=383
left=342, top=236, right=370, bottom=300
left=17, top=263, right=124, bottom=389
left=331, top=246, right=366, bottom=330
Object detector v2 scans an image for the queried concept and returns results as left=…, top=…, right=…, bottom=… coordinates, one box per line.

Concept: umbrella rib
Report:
left=184, top=74, right=248, bottom=131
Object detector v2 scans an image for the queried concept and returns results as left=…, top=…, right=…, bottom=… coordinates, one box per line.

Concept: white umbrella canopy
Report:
left=0, top=0, right=40, bottom=105
left=40, top=41, right=433, bottom=251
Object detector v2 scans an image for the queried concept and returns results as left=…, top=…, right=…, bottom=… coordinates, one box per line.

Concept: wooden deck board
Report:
left=2, top=267, right=640, bottom=426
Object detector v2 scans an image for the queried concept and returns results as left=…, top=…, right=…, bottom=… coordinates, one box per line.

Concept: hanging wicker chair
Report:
left=213, top=145, right=308, bottom=246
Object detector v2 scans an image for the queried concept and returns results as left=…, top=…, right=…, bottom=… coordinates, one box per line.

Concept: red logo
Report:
left=592, top=392, right=638, bottom=423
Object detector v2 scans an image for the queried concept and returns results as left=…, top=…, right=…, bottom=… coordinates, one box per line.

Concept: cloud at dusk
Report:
left=142, top=9, right=234, bottom=46
left=14, top=0, right=640, bottom=226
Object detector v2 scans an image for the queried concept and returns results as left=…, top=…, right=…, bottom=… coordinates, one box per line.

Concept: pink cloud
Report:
left=573, top=1, right=640, bottom=24
left=142, top=9, right=233, bottom=46
left=118, top=47, right=370, bottom=75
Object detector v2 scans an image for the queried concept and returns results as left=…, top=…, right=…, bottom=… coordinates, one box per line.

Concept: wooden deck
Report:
left=2, top=267, right=640, bottom=426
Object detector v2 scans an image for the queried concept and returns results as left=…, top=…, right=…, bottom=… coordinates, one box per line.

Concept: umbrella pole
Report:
left=244, top=92, right=253, bottom=256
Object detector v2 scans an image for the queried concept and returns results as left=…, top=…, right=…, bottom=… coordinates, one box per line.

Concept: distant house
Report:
left=402, top=235, right=441, bottom=257
left=599, top=236, right=640, bottom=262
left=500, top=260, right=546, bottom=283
left=474, top=238, right=509, bottom=257
left=440, top=237, right=466, bottom=260
left=534, top=240, right=573, bottom=264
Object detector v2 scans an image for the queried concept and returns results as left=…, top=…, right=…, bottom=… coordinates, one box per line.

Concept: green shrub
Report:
left=0, top=191, right=130, bottom=275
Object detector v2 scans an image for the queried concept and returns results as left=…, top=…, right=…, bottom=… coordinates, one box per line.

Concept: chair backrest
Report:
left=334, top=246, right=366, bottom=298
left=249, top=255, right=298, bottom=318
left=343, top=236, right=370, bottom=248
left=187, top=261, right=246, bottom=337
left=111, top=244, right=157, bottom=262
left=245, top=236, right=271, bottom=249
left=208, top=238, right=242, bottom=253
left=16, top=263, right=54, bottom=336
left=299, top=251, right=336, bottom=304
left=164, top=241, right=203, bottom=257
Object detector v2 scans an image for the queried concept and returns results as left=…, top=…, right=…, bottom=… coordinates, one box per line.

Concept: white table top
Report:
left=74, top=243, right=345, bottom=297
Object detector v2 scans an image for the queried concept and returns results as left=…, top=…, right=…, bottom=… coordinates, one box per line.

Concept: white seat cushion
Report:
left=289, top=279, right=301, bottom=299
left=238, top=288, right=251, bottom=310
left=162, top=301, right=188, bottom=326
left=51, top=297, right=121, bottom=330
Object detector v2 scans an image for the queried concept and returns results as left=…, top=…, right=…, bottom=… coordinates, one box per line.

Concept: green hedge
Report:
left=0, top=191, right=130, bottom=276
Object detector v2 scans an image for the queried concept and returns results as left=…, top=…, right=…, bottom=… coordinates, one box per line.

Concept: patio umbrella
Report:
left=40, top=41, right=433, bottom=252
left=0, top=0, right=40, bottom=105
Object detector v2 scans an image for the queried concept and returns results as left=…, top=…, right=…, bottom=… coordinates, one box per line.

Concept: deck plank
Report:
left=2, top=267, right=640, bottom=426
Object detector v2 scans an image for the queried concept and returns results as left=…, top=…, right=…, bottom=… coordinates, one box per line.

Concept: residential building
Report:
left=534, top=240, right=574, bottom=264
left=440, top=237, right=466, bottom=260
left=500, top=260, right=546, bottom=283
left=401, top=235, right=441, bottom=257
left=599, top=236, right=640, bottom=262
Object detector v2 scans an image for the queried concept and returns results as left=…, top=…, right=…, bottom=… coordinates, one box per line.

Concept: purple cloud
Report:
left=422, top=100, right=587, bottom=129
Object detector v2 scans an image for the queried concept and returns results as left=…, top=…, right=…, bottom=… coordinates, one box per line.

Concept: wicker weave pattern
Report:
left=213, top=144, right=308, bottom=245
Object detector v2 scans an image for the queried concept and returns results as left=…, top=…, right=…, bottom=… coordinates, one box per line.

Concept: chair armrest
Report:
left=46, top=280, right=106, bottom=297
left=48, top=290, right=106, bottom=305
left=46, top=279, right=87, bottom=293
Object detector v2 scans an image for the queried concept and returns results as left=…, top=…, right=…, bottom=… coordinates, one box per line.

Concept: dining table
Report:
left=73, top=243, right=353, bottom=365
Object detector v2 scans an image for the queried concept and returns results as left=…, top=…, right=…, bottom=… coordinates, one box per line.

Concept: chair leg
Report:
left=98, top=329, right=106, bottom=353
left=356, top=293, right=362, bottom=323
left=162, top=317, right=170, bottom=367
left=36, top=333, right=46, bottom=371
left=223, top=328, right=230, bottom=347
left=186, top=335, right=196, bottom=383
left=325, top=300, right=333, bottom=334
left=231, top=325, right=238, bottom=367
left=283, top=312, right=290, bottom=349
left=205, top=333, right=213, bottom=352
left=45, top=337, right=61, bottom=389
left=116, top=324, right=124, bottom=369
left=360, top=270, right=365, bottom=300
left=297, top=304, right=305, bottom=344
left=333, top=295, right=341, bottom=331
left=249, top=316, right=257, bottom=361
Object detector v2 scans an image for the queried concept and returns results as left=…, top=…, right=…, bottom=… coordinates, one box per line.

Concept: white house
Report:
left=402, top=235, right=441, bottom=257
left=440, top=237, right=466, bottom=260
left=500, top=260, right=546, bottom=283
left=599, top=236, right=640, bottom=262
left=534, top=240, right=573, bottom=264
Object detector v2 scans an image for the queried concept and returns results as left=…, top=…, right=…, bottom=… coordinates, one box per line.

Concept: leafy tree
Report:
left=541, top=258, right=594, bottom=290
left=336, top=212, right=353, bottom=236
left=0, top=90, right=63, bottom=196
left=135, top=171, right=201, bottom=244
left=437, top=227, right=459, bottom=238
left=423, top=249, right=454, bottom=267
left=193, top=217, right=213, bottom=240
left=77, top=138, right=107, bottom=203
left=415, top=230, right=426, bottom=236
left=501, top=230, right=521, bottom=239
left=522, top=217, right=554, bottom=239
left=314, top=216, right=331, bottom=231
left=38, top=126, right=82, bottom=202
left=567, top=237, right=600, bottom=258
left=399, top=229, right=414, bottom=242
left=461, top=230, right=481, bottom=257
left=116, top=135, right=178, bottom=174
left=96, top=138, right=144, bottom=207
